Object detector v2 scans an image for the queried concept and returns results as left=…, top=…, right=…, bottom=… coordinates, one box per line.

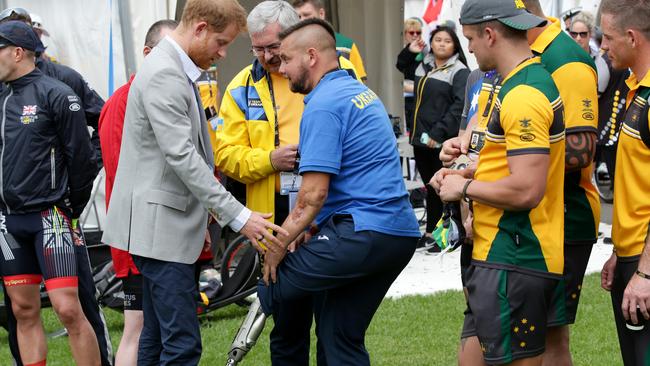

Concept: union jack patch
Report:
left=22, top=105, right=37, bottom=115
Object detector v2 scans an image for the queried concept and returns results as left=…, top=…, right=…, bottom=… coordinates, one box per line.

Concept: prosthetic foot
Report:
left=225, top=297, right=267, bottom=366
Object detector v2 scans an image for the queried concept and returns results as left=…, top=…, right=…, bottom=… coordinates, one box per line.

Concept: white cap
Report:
left=30, top=13, right=49, bottom=37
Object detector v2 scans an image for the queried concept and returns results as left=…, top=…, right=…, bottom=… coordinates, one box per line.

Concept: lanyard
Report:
left=266, top=72, right=281, bottom=148
left=481, top=73, right=501, bottom=120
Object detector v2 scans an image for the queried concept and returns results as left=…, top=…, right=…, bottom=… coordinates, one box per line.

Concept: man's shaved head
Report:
left=278, top=18, right=340, bottom=94
left=279, top=17, right=336, bottom=57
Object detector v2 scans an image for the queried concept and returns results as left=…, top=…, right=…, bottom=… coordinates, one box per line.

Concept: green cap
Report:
left=459, top=0, right=547, bottom=30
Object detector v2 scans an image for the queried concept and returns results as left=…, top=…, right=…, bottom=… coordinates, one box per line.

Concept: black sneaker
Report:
left=425, top=243, right=442, bottom=254
left=416, top=235, right=435, bottom=251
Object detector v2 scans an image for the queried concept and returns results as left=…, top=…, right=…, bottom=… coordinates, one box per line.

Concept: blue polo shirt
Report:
left=299, top=70, right=420, bottom=237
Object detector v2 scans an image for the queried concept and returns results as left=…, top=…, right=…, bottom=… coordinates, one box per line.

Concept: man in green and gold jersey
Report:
left=433, top=0, right=565, bottom=364
left=599, top=0, right=650, bottom=364
left=440, top=2, right=600, bottom=362
left=521, top=2, right=600, bottom=364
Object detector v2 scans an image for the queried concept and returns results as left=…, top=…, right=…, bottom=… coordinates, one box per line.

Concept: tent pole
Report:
left=117, top=0, right=137, bottom=80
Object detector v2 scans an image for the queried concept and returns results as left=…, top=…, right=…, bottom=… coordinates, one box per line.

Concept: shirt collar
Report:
left=304, top=69, right=348, bottom=104
left=530, top=17, right=562, bottom=55
left=501, top=57, right=541, bottom=85
left=165, top=36, right=201, bottom=82
left=625, top=69, right=650, bottom=92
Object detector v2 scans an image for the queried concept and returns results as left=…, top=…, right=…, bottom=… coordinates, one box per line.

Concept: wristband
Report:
left=636, top=270, right=650, bottom=280
left=461, top=179, right=473, bottom=203
left=71, top=218, right=79, bottom=230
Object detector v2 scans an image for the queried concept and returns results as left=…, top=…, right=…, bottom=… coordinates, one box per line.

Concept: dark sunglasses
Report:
left=407, top=31, right=422, bottom=36
left=569, top=31, right=589, bottom=39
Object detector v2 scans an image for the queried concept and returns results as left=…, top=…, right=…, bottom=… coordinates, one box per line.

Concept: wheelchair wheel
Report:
left=220, top=235, right=258, bottom=282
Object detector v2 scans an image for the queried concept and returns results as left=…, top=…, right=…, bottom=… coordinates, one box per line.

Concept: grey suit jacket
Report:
left=102, top=38, right=245, bottom=264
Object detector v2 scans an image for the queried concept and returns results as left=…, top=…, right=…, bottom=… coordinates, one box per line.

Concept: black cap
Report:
left=0, top=20, right=43, bottom=52
left=460, top=0, right=547, bottom=30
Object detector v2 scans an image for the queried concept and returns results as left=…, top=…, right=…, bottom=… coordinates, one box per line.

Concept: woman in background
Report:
left=396, top=25, right=469, bottom=251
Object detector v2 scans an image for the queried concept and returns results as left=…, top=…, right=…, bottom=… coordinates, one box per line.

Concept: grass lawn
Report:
left=0, top=273, right=622, bottom=365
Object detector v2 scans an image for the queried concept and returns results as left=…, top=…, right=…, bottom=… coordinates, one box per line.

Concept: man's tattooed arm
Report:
left=565, top=131, right=597, bottom=172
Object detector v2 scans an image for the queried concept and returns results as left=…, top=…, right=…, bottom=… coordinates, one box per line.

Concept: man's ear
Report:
left=627, top=28, right=643, bottom=48
left=485, top=27, right=497, bottom=47
left=307, top=47, right=318, bottom=67
left=194, top=21, right=209, bottom=37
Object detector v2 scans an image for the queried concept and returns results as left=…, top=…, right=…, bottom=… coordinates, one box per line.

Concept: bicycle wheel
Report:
left=592, top=161, right=614, bottom=203
left=220, top=235, right=258, bottom=282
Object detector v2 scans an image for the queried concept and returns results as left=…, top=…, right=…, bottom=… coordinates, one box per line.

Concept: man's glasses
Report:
left=569, top=31, right=589, bottom=39
left=251, top=42, right=281, bottom=56
left=407, top=31, right=422, bottom=36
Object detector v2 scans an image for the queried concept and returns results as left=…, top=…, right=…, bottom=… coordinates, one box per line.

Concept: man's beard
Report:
left=289, top=66, right=311, bottom=94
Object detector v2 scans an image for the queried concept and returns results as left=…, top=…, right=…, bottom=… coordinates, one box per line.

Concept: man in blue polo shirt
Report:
left=257, top=18, right=420, bottom=365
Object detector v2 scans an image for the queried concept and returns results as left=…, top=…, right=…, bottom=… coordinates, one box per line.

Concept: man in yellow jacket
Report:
left=216, top=2, right=358, bottom=364
left=216, top=2, right=358, bottom=227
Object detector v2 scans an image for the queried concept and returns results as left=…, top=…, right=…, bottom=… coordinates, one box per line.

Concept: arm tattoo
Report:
left=565, top=132, right=596, bottom=171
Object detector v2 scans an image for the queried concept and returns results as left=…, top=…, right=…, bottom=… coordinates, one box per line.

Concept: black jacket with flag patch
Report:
left=0, top=68, right=98, bottom=217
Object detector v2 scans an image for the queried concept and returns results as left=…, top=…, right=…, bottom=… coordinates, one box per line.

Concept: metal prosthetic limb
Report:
left=225, top=297, right=267, bottom=366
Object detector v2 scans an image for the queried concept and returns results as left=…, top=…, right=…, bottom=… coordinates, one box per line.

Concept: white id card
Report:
left=280, top=172, right=302, bottom=195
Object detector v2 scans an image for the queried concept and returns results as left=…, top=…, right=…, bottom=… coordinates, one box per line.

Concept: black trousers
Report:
left=413, top=145, right=444, bottom=233
left=258, top=216, right=416, bottom=366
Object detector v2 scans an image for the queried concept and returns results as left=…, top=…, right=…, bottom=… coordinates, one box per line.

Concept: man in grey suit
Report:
left=102, top=0, right=286, bottom=364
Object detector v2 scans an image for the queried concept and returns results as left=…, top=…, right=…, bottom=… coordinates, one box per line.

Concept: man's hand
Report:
left=438, top=175, right=469, bottom=202
left=263, top=249, right=287, bottom=285
left=622, top=271, right=650, bottom=324
left=601, top=253, right=616, bottom=291
left=270, top=144, right=299, bottom=172
left=440, top=135, right=470, bottom=166
left=408, top=39, right=426, bottom=54
left=429, top=168, right=469, bottom=194
left=239, top=212, right=288, bottom=253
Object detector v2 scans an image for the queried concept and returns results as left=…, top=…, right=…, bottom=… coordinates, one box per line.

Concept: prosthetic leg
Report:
left=225, top=296, right=267, bottom=366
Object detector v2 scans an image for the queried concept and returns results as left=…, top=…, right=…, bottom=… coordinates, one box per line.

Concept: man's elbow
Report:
left=513, top=188, right=545, bottom=210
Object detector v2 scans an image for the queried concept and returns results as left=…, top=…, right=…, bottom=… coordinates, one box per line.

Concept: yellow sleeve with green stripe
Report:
left=501, top=85, right=553, bottom=155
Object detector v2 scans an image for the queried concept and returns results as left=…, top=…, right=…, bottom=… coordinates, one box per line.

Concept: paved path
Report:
left=387, top=223, right=613, bottom=298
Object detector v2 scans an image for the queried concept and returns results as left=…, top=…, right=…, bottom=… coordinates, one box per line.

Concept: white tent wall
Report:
left=8, top=0, right=176, bottom=100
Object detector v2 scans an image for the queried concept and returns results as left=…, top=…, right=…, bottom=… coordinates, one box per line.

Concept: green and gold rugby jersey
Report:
left=472, top=58, right=566, bottom=277
left=532, top=17, right=600, bottom=244
left=612, top=71, right=650, bottom=258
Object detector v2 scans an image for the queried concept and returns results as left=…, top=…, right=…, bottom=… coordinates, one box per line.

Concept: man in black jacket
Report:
left=0, top=9, right=114, bottom=366
left=0, top=21, right=101, bottom=365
